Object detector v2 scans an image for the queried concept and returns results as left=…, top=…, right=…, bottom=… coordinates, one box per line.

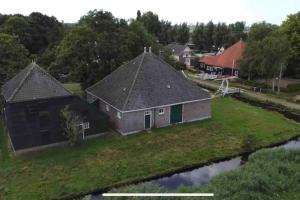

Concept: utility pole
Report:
left=232, top=59, right=235, bottom=76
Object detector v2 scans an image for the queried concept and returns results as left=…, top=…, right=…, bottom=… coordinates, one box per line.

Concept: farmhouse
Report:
left=86, top=48, right=211, bottom=135
left=200, top=40, right=246, bottom=77
left=164, top=43, right=193, bottom=67
left=1, top=62, right=108, bottom=152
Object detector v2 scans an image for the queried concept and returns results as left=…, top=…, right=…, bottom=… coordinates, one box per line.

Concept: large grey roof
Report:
left=164, top=44, right=190, bottom=56
left=2, top=63, right=72, bottom=103
left=86, top=52, right=210, bottom=111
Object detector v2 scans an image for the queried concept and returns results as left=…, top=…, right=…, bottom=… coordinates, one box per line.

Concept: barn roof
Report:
left=86, top=51, right=210, bottom=112
left=200, top=40, right=246, bottom=69
left=2, top=62, right=72, bottom=103
left=164, top=44, right=190, bottom=56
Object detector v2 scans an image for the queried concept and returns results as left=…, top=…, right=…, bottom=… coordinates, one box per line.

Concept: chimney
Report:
left=144, top=47, right=147, bottom=53
left=149, top=46, right=152, bottom=53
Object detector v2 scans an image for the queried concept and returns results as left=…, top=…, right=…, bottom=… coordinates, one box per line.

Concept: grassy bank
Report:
left=104, top=148, right=300, bottom=200
left=63, top=83, right=84, bottom=97
left=1, top=97, right=300, bottom=199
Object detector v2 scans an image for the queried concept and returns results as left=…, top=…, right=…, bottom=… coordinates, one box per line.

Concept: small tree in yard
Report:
left=61, top=106, right=82, bottom=146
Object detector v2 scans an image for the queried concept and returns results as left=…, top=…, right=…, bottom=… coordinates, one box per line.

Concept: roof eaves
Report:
left=7, top=64, right=34, bottom=102
left=35, top=64, right=73, bottom=95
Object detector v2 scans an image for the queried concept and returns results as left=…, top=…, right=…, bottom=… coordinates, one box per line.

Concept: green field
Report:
left=63, top=83, right=84, bottom=97
left=1, top=97, right=300, bottom=199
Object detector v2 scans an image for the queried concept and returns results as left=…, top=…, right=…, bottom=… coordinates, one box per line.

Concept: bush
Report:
left=241, top=134, right=258, bottom=153
left=60, top=106, right=82, bottom=146
left=282, top=83, right=300, bottom=93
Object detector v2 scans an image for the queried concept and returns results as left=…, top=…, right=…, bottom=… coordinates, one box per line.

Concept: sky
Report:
left=0, top=0, right=299, bottom=25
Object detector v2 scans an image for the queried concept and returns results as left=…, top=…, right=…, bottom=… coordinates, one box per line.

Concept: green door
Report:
left=170, top=104, right=183, bottom=124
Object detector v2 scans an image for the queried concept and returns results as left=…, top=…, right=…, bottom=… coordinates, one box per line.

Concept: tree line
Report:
left=192, top=21, right=247, bottom=51
left=0, top=10, right=300, bottom=90
left=239, top=12, right=300, bottom=92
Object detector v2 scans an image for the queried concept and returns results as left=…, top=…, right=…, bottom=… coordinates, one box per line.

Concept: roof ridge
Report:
left=122, top=52, right=146, bottom=110
left=34, top=64, right=73, bottom=95
left=7, top=63, right=35, bottom=102
left=153, top=53, right=209, bottom=92
left=86, top=54, right=143, bottom=92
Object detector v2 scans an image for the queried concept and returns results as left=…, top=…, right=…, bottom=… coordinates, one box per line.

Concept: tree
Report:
left=162, top=49, right=182, bottom=70
left=227, top=21, right=247, bottom=46
left=50, top=25, right=100, bottom=87
left=203, top=21, right=215, bottom=51
left=239, top=29, right=290, bottom=92
left=175, top=23, right=190, bottom=44
left=260, top=34, right=290, bottom=91
left=139, top=11, right=161, bottom=37
left=248, top=21, right=278, bottom=42
left=0, top=33, right=29, bottom=85
left=28, top=12, right=64, bottom=54
left=61, top=106, right=82, bottom=146
left=1, top=15, right=33, bottom=53
left=213, top=22, right=230, bottom=48
left=192, top=23, right=205, bottom=50
left=281, top=11, right=300, bottom=76
left=239, top=22, right=280, bottom=82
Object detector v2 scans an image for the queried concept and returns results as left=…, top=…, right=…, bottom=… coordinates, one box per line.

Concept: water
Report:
left=88, top=136, right=300, bottom=199
left=146, top=157, right=241, bottom=190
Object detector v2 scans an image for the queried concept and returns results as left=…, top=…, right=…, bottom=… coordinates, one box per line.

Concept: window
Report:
left=117, top=112, right=121, bottom=119
left=145, top=111, right=151, bottom=115
left=235, top=70, right=239, bottom=77
left=158, top=108, right=165, bottom=115
left=105, top=105, right=110, bottom=112
left=83, top=122, right=89, bottom=129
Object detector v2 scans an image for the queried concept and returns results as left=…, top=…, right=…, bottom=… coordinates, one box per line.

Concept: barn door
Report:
left=170, top=104, right=183, bottom=124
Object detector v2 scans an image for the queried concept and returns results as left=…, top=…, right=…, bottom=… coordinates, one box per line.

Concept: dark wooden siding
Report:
left=4, top=96, right=108, bottom=151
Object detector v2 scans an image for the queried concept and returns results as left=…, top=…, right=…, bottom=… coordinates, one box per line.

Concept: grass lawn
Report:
left=1, top=97, right=300, bottom=199
left=63, top=83, right=84, bottom=97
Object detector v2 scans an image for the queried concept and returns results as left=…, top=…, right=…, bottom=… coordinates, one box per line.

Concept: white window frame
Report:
left=158, top=108, right=165, bottom=115
left=105, top=104, right=110, bottom=112
left=117, top=112, right=122, bottom=119
left=83, top=122, right=90, bottom=129
left=235, top=70, right=239, bottom=77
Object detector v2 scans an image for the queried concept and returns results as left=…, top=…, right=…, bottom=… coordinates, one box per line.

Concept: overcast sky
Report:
left=1, top=0, right=299, bottom=25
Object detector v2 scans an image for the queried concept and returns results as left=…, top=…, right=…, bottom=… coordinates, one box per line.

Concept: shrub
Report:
left=283, top=83, right=300, bottom=93
left=60, top=106, right=82, bottom=146
left=241, top=134, right=258, bottom=153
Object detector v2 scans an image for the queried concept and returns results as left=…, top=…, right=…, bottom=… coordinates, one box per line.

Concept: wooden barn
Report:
left=200, top=40, right=246, bottom=77
left=1, top=62, right=108, bottom=152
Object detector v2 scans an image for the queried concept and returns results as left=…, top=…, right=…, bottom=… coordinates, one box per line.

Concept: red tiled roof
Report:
left=200, top=40, right=246, bottom=69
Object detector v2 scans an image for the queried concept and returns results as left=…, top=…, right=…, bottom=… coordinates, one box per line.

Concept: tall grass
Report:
left=0, top=120, right=9, bottom=162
